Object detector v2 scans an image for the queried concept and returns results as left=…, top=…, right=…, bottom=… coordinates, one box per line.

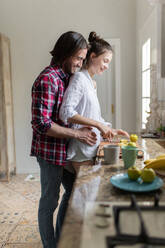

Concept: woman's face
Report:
left=90, top=50, right=113, bottom=75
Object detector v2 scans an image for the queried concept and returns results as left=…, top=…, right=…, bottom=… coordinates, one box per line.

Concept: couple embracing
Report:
left=30, top=31, right=129, bottom=248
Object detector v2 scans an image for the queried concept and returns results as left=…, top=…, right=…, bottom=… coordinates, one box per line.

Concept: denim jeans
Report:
left=37, top=157, right=76, bottom=248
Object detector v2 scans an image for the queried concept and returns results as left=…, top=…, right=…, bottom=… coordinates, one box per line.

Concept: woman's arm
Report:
left=59, top=73, right=115, bottom=140
left=59, top=73, right=128, bottom=140
left=59, top=73, right=103, bottom=130
left=68, top=114, right=113, bottom=138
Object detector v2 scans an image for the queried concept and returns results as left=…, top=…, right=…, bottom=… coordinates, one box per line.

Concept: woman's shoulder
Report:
left=69, top=70, right=88, bottom=89
left=70, top=70, right=87, bottom=81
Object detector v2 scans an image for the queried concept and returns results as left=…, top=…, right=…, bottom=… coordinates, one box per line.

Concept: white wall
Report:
left=0, top=0, right=136, bottom=173
left=136, top=0, right=154, bottom=29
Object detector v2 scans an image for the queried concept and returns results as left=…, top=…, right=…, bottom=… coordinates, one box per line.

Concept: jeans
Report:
left=37, top=157, right=76, bottom=248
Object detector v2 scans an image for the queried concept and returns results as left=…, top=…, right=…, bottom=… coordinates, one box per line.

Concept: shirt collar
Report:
left=82, top=69, right=95, bottom=89
left=51, top=65, right=70, bottom=83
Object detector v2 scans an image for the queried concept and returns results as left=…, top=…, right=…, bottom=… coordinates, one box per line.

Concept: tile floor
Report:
left=0, top=174, right=62, bottom=248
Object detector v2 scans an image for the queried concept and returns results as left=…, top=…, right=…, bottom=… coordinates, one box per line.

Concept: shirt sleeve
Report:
left=59, top=73, right=84, bottom=124
left=31, top=75, right=56, bottom=135
left=99, top=116, right=112, bottom=128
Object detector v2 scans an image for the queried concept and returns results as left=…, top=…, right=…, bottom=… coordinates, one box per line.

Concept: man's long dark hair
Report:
left=50, top=31, right=87, bottom=66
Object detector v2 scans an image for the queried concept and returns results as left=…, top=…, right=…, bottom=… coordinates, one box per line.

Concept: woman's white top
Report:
left=59, top=69, right=111, bottom=161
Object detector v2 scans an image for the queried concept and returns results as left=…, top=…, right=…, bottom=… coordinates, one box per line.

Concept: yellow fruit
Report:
left=141, top=168, right=156, bottom=183
left=128, top=166, right=141, bottom=180
left=144, top=159, right=156, bottom=164
left=127, top=142, right=137, bottom=147
left=130, top=134, right=138, bottom=142
left=144, top=158, right=165, bottom=170
left=118, top=142, right=127, bottom=147
left=156, top=154, right=165, bottom=160
left=120, top=139, right=128, bottom=144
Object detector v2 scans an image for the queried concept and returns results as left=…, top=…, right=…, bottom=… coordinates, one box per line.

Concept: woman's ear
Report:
left=90, top=52, right=97, bottom=60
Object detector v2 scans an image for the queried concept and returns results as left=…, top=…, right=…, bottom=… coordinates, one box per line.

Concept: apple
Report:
left=128, top=166, right=142, bottom=180
left=141, top=168, right=156, bottom=183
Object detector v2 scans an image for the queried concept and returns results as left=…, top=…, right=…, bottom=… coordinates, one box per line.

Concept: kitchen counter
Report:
left=58, top=138, right=165, bottom=248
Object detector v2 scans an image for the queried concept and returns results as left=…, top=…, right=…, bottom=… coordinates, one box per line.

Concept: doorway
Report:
left=94, top=39, right=121, bottom=129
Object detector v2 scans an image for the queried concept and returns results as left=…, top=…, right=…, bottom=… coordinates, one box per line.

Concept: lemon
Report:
left=128, top=166, right=142, bottom=180
left=127, top=142, right=137, bottom=147
left=141, top=168, right=156, bottom=183
left=130, top=134, right=138, bottom=142
left=118, top=142, right=127, bottom=147
left=120, top=139, right=128, bottom=144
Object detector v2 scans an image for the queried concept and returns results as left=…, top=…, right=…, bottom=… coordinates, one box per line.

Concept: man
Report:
left=30, top=31, right=97, bottom=248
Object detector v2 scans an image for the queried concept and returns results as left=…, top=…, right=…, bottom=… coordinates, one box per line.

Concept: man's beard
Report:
left=63, top=61, right=80, bottom=75
left=74, top=67, right=81, bottom=73
left=63, top=61, right=71, bottom=74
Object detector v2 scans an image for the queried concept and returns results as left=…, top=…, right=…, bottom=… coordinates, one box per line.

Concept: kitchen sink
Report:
left=155, top=140, right=165, bottom=149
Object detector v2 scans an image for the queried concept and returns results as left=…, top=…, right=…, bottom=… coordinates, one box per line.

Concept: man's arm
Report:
left=31, top=75, right=96, bottom=146
left=46, top=123, right=97, bottom=146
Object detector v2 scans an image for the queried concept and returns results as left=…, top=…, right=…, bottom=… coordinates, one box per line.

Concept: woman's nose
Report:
left=104, top=64, right=109, bottom=70
left=78, top=60, right=83, bottom=68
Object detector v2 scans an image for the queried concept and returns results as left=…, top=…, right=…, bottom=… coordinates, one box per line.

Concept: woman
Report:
left=59, top=32, right=129, bottom=173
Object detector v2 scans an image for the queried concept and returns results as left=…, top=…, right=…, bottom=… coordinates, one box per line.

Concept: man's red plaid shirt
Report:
left=30, top=65, right=69, bottom=166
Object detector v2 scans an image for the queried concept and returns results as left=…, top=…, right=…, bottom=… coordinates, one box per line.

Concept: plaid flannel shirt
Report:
left=30, top=65, right=69, bottom=166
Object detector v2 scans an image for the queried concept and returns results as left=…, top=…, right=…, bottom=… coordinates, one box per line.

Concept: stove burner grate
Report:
left=106, top=194, right=165, bottom=247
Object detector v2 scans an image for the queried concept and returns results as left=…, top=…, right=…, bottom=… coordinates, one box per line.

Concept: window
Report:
left=141, top=38, right=151, bottom=129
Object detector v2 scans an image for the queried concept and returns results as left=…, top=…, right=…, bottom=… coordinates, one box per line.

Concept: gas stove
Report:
left=80, top=195, right=165, bottom=248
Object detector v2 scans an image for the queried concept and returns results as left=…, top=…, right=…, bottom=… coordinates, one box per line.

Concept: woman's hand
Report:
left=97, top=124, right=115, bottom=141
left=97, top=123, right=129, bottom=141
left=116, top=129, right=129, bottom=138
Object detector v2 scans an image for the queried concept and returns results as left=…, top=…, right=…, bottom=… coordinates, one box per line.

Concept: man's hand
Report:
left=75, top=127, right=97, bottom=146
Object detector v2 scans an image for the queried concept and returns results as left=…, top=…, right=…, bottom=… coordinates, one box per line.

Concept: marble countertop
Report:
left=58, top=138, right=165, bottom=248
